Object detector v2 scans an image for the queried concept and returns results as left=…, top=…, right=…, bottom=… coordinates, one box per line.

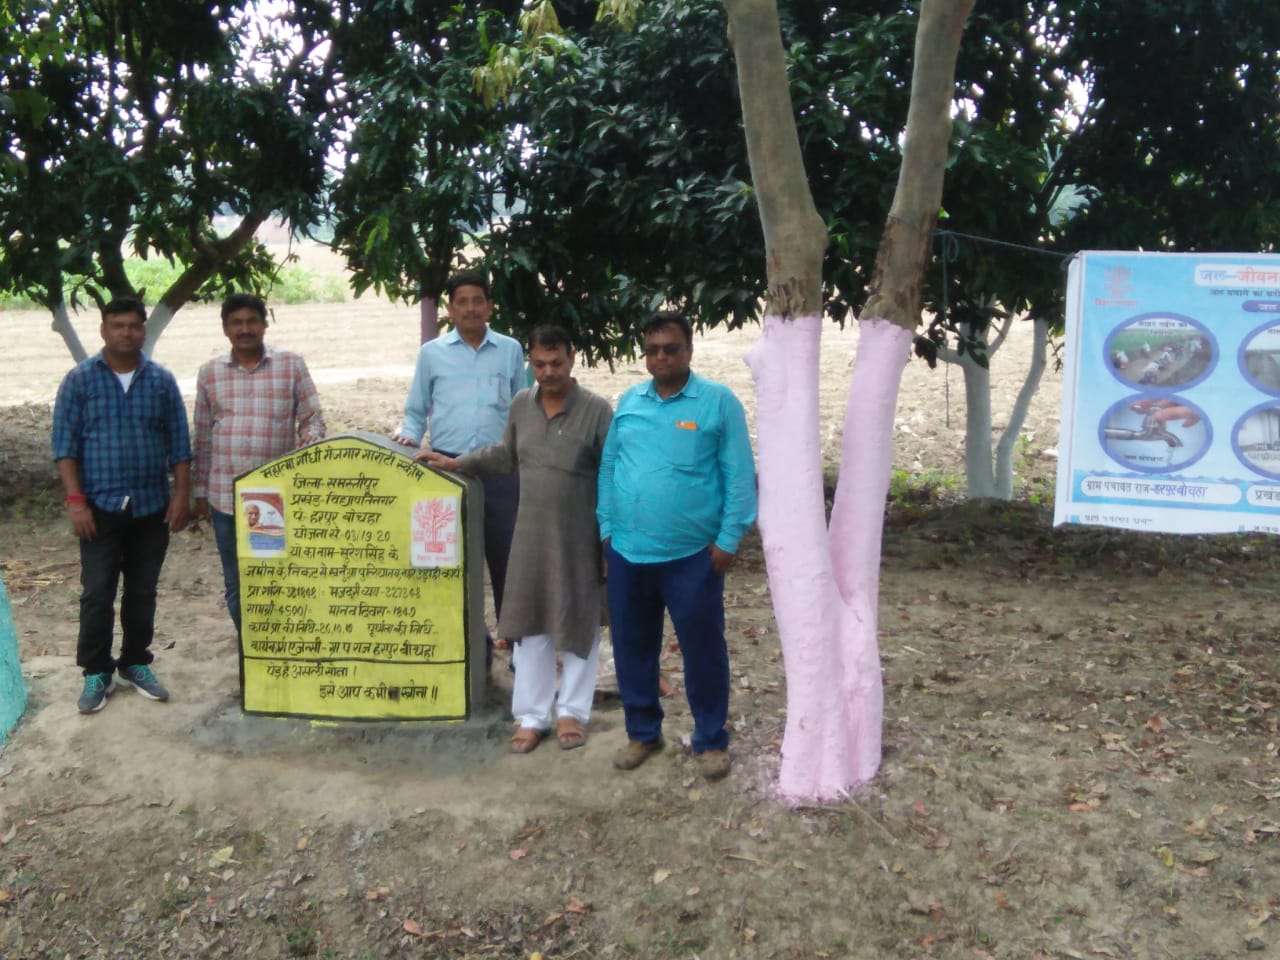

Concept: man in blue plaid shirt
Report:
left=52, top=298, right=192, bottom=714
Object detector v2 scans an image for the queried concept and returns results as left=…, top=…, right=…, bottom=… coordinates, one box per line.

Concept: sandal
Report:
left=556, top=717, right=587, bottom=751
left=509, top=727, right=549, bottom=754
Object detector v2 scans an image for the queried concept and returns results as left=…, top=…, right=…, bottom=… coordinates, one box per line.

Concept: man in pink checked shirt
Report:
left=192, top=293, right=326, bottom=637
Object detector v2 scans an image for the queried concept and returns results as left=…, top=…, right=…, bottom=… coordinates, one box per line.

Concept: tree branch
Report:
left=863, top=0, right=975, bottom=330
left=987, top=303, right=1014, bottom=355
left=723, top=0, right=827, bottom=317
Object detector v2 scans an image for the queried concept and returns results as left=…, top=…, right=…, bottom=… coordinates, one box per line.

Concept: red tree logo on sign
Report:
left=412, top=498, right=457, bottom=556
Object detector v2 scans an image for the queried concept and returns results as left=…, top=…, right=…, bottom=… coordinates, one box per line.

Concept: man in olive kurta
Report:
left=422, top=325, right=612, bottom=753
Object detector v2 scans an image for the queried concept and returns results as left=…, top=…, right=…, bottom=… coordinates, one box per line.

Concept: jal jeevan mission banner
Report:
left=1055, top=251, right=1280, bottom=534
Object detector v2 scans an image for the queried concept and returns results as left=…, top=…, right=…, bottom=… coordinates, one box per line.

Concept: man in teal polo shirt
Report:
left=598, top=311, right=757, bottom=780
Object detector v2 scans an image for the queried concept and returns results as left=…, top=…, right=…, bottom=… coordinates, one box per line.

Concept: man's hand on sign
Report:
left=390, top=429, right=419, bottom=447
left=417, top=450, right=460, bottom=471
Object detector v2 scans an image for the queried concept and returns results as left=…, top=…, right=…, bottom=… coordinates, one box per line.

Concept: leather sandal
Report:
left=556, top=717, right=587, bottom=751
left=509, top=727, right=549, bottom=754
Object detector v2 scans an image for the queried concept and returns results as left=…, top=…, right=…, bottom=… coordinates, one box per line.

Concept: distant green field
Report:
left=0, top=261, right=347, bottom=311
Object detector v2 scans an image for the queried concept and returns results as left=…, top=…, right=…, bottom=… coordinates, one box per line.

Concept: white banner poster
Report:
left=1055, top=251, right=1280, bottom=534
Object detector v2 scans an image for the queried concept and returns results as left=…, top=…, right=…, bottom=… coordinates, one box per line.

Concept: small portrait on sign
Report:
left=411, top=496, right=459, bottom=568
left=240, top=487, right=287, bottom=557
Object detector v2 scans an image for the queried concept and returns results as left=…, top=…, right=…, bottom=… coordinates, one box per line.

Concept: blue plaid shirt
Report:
left=52, top=353, right=192, bottom=516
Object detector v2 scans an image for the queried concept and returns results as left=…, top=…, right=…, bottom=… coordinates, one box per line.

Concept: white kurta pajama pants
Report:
left=511, top=630, right=601, bottom=730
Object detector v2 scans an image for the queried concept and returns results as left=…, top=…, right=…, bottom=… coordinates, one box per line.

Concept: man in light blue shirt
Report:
left=393, top=271, right=525, bottom=661
left=598, top=311, right=757, bottom=780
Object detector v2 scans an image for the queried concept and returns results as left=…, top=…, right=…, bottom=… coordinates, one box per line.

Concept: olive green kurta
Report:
left=456, top=382, right=612, bottom=658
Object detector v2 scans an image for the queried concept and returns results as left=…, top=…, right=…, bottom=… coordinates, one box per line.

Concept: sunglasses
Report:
left=642, top=343, right=686, bottom=358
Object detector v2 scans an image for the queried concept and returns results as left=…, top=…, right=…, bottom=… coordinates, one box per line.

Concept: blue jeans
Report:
left=605, top=543, right=729, bottom=753
left=210, top=508, right=241, bottom=636
left=77, top=507, right=170, bottom=676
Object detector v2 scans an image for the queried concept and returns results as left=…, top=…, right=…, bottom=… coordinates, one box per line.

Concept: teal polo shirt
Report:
left=598, top=372, right=757, bottom=563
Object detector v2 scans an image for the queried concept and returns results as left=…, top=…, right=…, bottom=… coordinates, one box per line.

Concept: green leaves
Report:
left=0, top=0, right=342, bottom=324
left=329, top=0, right=510, bottom=310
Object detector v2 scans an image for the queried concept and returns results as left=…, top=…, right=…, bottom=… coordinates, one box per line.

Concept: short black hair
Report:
left=641, top=311, right=692, bottom=345
left=446, top=269, right=491, bottom=301
left=528, top=325, right=574, bottom=352
left=221, top=292, right=267, bottom=322
left=101, top=297, right=147, bottom=323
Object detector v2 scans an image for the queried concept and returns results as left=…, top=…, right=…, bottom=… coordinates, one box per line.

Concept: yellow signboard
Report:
left=235, top=434, right=485, bottom=720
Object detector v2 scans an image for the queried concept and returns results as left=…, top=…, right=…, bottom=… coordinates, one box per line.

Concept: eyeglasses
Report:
left=642, top=343, right=686, bottom=358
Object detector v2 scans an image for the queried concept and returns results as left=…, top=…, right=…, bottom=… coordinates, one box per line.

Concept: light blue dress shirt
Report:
left=398, top=327, right=526, bottom=454
left=598, top=372, right=757, bottom=563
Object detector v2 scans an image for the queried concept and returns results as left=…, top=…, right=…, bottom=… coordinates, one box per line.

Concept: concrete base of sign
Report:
left=191, top=702, right=515, bottom=773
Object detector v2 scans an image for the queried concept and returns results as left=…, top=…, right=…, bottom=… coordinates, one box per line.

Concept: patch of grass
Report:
left=1011, top=804, right=1057, bottom=822
left=246, top=829, right=269, bottom=856
left=157, top=876, right=195, bottom=916
left=888, top=467, right=965, bottom=505
left=269, top=266, right=347, bottom=304
left=284, top=915, right=319, bottom=957
left=952, top=749, right=995, bottom=767
left=1014, top=431, right=1057, bottom=504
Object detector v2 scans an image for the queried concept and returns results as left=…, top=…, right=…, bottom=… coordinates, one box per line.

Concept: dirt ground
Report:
left=2, top=252, right=1279, bottom=959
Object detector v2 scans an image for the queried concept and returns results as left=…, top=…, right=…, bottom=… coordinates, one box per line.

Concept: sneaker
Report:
left=695, top=749, right=731, bottom=781
left=117, top=664, right=170, bottom=702
left=77, top=673, right=115, bottom=714
left=613, top=737, right=665, bottom=771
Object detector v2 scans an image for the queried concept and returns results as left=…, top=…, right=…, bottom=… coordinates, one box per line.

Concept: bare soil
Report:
left=2, top=251, right=1279, bottom=959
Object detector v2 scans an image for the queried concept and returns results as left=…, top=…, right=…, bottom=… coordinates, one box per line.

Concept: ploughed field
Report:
left=2, top=283, right=1278, bottom=959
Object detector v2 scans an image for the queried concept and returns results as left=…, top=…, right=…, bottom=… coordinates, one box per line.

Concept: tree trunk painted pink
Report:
left=727, top=0, right=971, bottom=801
left=746, top=314, right=912, bottom=799
left=419, top=297, right=440, bottom=344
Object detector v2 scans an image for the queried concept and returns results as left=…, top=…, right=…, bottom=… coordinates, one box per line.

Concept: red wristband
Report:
left=64, top=494, right=87, bottom=505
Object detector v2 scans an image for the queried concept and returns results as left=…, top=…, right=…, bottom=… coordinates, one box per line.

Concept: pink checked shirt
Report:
left=193, top=347, right=326, bottom=513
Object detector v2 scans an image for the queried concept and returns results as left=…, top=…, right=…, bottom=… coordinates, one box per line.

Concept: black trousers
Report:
left=480, top=472, right=519, bottom=621
left=76, top=508, right=170, bottom=676
left=436, top=453, right=518, bottom=622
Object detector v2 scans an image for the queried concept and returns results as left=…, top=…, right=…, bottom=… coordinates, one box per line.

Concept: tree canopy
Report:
left=0, top=0, right=341, bottom=355
left=327, top=0, right=519, bottom=322
left=5, top=0, right=1279, bottom=364
left=921, top=0, right=1280, bottom=367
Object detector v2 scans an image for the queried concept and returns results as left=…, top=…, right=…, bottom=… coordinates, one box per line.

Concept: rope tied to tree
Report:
left=927, top=228, right=1075, bottom=428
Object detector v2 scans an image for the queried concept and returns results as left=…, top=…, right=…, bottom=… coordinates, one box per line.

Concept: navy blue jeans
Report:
left=77, top=507, right=170, bottom=676
left=605, top=543, right=729, bottom=754
left=210, top=507, right=241, bottom=637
